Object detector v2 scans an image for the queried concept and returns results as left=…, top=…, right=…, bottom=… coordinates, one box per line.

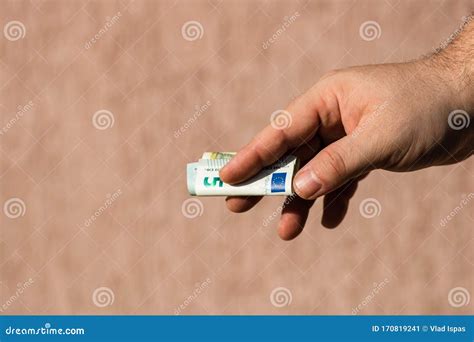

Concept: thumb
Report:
left=293, top=135, right=375, bottom=199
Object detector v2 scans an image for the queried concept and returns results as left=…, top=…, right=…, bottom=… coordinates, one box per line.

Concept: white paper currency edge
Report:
left=187, top=155, right=299, bottom=196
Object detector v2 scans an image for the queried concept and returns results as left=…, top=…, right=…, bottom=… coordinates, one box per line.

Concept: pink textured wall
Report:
left=0, top=0, right=472, bottom=314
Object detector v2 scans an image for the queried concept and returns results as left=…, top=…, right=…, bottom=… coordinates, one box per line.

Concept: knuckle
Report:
left=252, top=132, right=287, bottom=166
left=249, top=143, right=267, bottom=168
left=319, top=69, right=340, bottom=82
left=287, top=96, right=301, bottom=109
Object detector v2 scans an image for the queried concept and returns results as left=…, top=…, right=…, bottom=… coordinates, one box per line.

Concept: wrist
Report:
left=429, top=55, right=474, bottom=115
left=427, top=16, right=474, bottom=112
left=436, top=56, right=473, bottom=113
left=430, top=53, right=473, bottom=148
left=413, top=55, right=470, bottom=112
left=414, top=40, right=474, bottom=160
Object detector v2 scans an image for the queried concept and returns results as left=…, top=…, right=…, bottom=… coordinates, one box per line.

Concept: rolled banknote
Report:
left=187, top=152, right=299, bottom=196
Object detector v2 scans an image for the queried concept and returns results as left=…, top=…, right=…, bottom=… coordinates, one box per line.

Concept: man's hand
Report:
left=220, top=19, right=473, bottom=240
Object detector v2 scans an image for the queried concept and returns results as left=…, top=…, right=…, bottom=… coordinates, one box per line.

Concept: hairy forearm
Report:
left=432, top=15, right=474, bottom=112
left=423, top=16, right=474, bottom=157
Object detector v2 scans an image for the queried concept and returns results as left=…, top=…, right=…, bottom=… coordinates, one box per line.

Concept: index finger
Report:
left=220, top=89, right=324, bottom=184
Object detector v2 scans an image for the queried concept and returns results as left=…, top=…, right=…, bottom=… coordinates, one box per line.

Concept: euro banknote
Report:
left=187, top=152, right=299, bottom=196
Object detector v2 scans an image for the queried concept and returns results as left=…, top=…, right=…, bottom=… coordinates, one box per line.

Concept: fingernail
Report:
left=294, top=169, right=322, bottom=199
